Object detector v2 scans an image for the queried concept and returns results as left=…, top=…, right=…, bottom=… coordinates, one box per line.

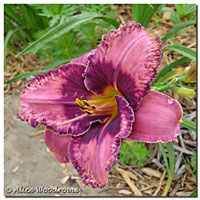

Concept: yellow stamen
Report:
left=81, top=96, right=87, bottom=100
left=75, top=98, right=84, bottom=108
left=90, top=105, right=96, bottom=109
left=76, top=96, right=96, bottom=114
left=84, top=109, right=92, bottom=115
left=82, top=99, right=90, bottom=106
left=57, top=86, right=120, bottom=126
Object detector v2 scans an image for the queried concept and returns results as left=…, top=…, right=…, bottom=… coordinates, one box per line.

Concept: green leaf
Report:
left=4, top=5, right=24, bottom=26
left=166, top=142, right=175, bottom=178
left=45, top=58, right=73, bottom=70
left=181, top=4, right=196, bottom=17
left=158, top=67, right=183, bottom=82
left=175, top=4, right=196, bottom=18
left=163, top=44, right=196, bottom=61
left=160, top=142, right=175, bottom=196
left=170, top=11, right=181, bottom=24
left=160, top=7, right=174, bottom=13
left=4, top=57, right=74, bottom=84
left=162, top=20, right=196, bottom=43
left=152, top=57, right=191, bottom=85
left=159, top=143, right=170, bottom=173
left=4, top=4, right=34, bottom=42
left=181, top=117, right=196, bottom=131
left=4, top=70, right=46, bottom=84
left=4, top=17, right=27, bottom=46
left=182, top=155, right=196, bottom=179
left=119, top=141, right=152, bottom=166
left=190, top=188, right=197, bottom=197
left=132, top=4, right=160, bottom=27
left=25, top=5, right=45, bottom=29
left=175, top=84, right=196, bottom=91
left=4, top=26, right=26, bottom=70
left=18, top=13, right=120, bottom=56
left=18, top=4, right=35, bottom=28
left=191, top=152, right=197, bottom=172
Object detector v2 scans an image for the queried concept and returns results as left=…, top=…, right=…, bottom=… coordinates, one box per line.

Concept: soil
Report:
left=4, top=95, right=109, bottom=197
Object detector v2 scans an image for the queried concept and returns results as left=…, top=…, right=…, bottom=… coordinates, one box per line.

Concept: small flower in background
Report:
left=184, top=63, right=196, bottom=83
left=17, top=21, right=183, bottom=188
left=174, top=87, right=195, bottom=99
left=170, top=62, right=196, bottom=99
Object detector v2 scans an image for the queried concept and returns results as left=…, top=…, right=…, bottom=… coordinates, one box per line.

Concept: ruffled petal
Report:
left=128, top=91, right=183, bottom=143
left=69, top=96, right=134, bottom=187
left=70, top=49, right=96, bottom=65
left=45, top=128, right=71, bottom=163
left=84, top=21, right=162, bottom=109
left=18, top=63, right=106, bottom=136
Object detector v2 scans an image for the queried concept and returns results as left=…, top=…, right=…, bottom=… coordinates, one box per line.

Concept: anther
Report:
left=91, top=105, right=96, bottom=109
left=79, top=107, right=86, bottom=111
left=81, top=96, right=87, bottom=100
left=76, top=96, right=96, bottom=114
left=76, top=98, right=84, bottom=108
left=84, top=109, right=92, bottom=115
left=82, top=100, right=90, bottom=106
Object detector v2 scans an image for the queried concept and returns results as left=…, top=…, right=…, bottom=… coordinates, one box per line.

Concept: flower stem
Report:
left=155, top=76, right=184, bottom=92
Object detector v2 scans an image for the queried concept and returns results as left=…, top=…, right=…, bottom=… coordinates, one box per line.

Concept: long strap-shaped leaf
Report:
left=4, top=70, right=46, bottom=84
left=18, top=13, right=120, bottom=56
left=132, top=4, right=160, bottom=28
left=162, top=44, right=196, bottom=61
left=181, top=117, right=196, bottom=131
left=4, top=17, right=27, bottom=46
left=152, top=57, right=191, bottom=85
left=162, top=20, right=196, bottom=43
left=160, top=142, right=175, bottom=196
left=4, top=57, right=73, bottom=84
left=4, top=26, right=26, bottom=70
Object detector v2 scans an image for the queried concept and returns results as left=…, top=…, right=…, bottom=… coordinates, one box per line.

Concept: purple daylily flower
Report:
left=18, top=21, right=183, bottom=188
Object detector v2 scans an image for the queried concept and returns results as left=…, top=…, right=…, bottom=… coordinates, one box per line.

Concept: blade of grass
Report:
left=160, top=142, right=175, bottom=196
left=162, top=142, right=175, bottom=196
left=4, top=5, right=34, bottom=42
left=160, top=7, right=174, bottom=13
left=18, top=4, right=36, bottom=29
left=190, top=188, right=197, bottom=197
left=176, top=84, right=196, bottom=90
left=159, top=67, right=183, bottom=82
left=7, top=41, right=19, bottom=53
left=182, top=156, right=196, bottom=179
left=18, top=5, right=45, bottom=30
left=4, top=26, right=26, bottom=69
left=18, top=13, right=120, bottom=56
left=162, top=20, right=196, bottom=43
left=25, top=5, right=45, bottom=29
left=4, top=5, right=24, bottom=26
left=4, top=70, right=47, bottom=84
left=4, top=17, right=27, bottom=46
left=175, top=4, right=196, bottom=18
left=162, top=44, right=196, bottom=61
left=45, top=58, right=73, bottom=70
left=181, top=117, right=196, bottom=131
left=159, top=143, right=170, bottom=173
left=132, top=4, right=160, bottom=27
left=152, top=57, right=191, bottom=85
left=5, top=57, right=75, bottom=84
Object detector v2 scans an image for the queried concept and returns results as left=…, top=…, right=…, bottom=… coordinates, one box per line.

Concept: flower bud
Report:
left=184, top=63, right=196, bottom=83
left=175, top=87, right=195, bottom=99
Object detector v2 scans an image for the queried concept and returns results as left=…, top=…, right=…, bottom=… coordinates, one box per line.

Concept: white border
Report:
left=1, top=1, right=199, bottom=200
